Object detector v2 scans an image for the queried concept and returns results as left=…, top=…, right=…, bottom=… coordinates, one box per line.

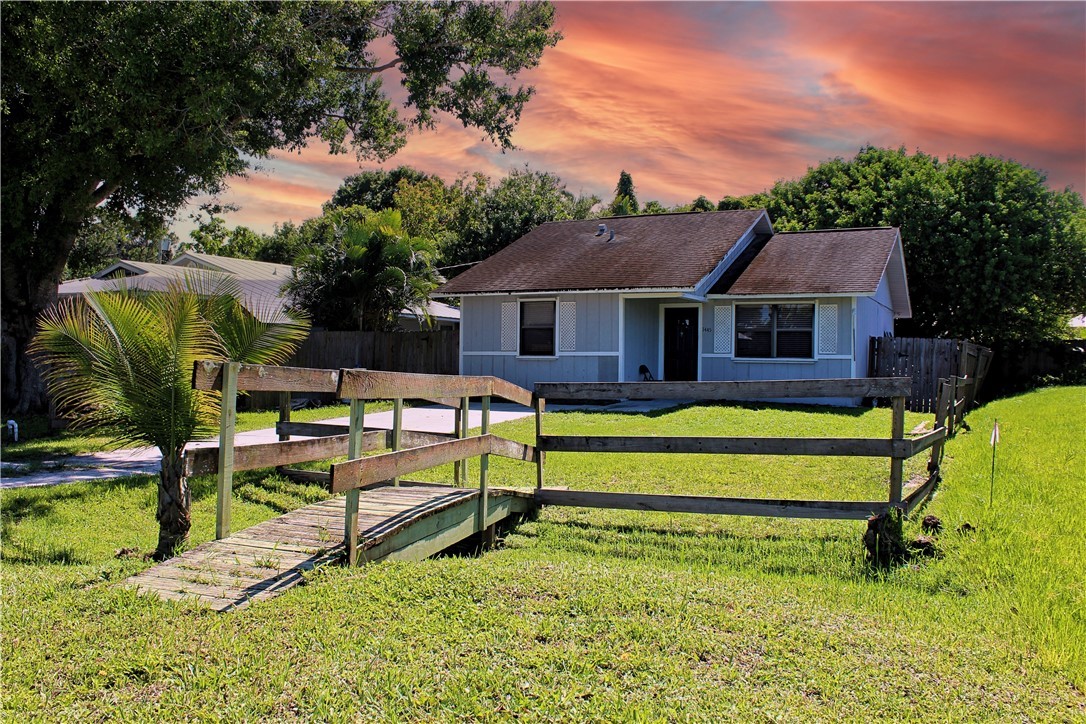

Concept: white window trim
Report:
left=734, top=301, right=816, bottom=361
left=517, top=297, right=559, bottom=359
left=657, top=303, right=702, bottom=381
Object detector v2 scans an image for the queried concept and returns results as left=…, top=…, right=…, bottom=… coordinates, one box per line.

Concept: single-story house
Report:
left=60, top=251, right=460, bottom=331
left=434, top=209, right=910, bottom=392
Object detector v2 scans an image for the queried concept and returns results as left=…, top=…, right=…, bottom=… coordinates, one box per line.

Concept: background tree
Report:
left=325, top=166, right=435, bottom=213
left=760, top=146, right=1086, bottom=343
left=287, top=209, right=440, bottom=331
left=717, top=193, right=767, bottom=211
left=689, top=195, right=715, bottom=212
left=65, top=210, right=177, bottom=280
left=183, top=216, right=265, bottom=260
left=609, top=170, right=639, bottom=214
left=30, top=275, right=310, bottom=558
left=441, top=167, right=598, bottom=271
left=641, top=200, right=669, bottom=215
left=2, top=0, right=560, bottom=412
left=604, top=196, right=638, bottom=217
left=256, top=222, right=312, bottom=265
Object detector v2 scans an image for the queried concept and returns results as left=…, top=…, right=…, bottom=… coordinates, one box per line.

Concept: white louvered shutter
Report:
left=817, top=304, right=838, bottom=355
left=713, top=305, right=733, bottom=354
left=500, top=302, right=517, bottom=351
left=559, top=302, right=576, bottom=351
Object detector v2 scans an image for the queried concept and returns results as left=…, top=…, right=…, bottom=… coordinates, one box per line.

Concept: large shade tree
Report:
left=31, top=275, right=310, bottom=558
left=737, top=147, right=1086, bottom=344
left=2, top=0, right=560, bottom=412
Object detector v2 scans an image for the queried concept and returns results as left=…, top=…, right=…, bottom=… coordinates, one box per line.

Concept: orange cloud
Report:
left=182, top=1, right=1084, bottom=236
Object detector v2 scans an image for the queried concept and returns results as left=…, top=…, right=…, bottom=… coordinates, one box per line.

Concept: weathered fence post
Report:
left=276, top=391, right=291, bottom=474
left=453, top=404, right=462, bottom=486
left=889, top=394, right=905, bottom=506
left=344, top=398, right=365, bottom=566
left=215, top=361, right=240, bottom=540
left=930, top=378, right=951, bottom=472
left=478, top=395, right=490, bottom=539
left=391, top=397, right=403, bottom=487
left=534, top=395, right=545, bottom=489
left=460, top=395, right=470, bottom=483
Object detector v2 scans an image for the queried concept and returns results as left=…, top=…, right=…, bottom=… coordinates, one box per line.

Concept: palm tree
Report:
left=287, top=208, right=441, bottom=331
left=30, top=272, right=309, bottom=559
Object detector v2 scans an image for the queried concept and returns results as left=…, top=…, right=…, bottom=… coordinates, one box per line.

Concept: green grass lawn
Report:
left=2, top=389, right=1083, bottom=720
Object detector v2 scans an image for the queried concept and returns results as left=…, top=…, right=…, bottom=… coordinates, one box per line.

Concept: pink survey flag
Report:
left=990, top=421, right=1000, bottom=446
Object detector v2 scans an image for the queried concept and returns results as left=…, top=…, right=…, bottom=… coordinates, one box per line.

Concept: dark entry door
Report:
left=663, top=307, right=699, bottom=381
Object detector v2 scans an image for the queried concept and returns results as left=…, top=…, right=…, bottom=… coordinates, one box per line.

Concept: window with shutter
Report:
left=520, top=300, right=556, bottom=356
left=735, top=304, right=814, bottom=359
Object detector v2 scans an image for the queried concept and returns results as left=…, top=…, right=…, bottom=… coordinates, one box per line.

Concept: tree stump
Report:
left=863, top=510, right=909, bottom=568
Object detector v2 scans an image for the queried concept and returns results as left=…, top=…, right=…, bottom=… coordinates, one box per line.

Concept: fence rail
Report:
left=533, top=377, right=941, bottom=519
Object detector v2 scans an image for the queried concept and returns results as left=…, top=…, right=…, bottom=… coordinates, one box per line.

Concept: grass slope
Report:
left=1, top=390, right=1083, bottom=720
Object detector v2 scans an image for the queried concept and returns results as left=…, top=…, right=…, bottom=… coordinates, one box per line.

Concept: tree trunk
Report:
left=154, top=450, right=192, bottom=560
left=1, top=197, right=84, bottom=414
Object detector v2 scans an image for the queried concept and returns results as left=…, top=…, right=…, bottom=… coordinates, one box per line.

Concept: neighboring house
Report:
left=434, top=210, right=910, bottom=393
left=397, top=300, right=462, bottom=332
left=59, top=251, right=459, bottom=331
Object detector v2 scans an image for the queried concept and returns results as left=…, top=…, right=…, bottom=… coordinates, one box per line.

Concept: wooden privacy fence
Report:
left=186, top=361, right=538, bottom=565
left=249, top=330, right=460, bottom=410
left=870, top=337, right=993, bottom=413
left=532, top=378, right=945, bottom=519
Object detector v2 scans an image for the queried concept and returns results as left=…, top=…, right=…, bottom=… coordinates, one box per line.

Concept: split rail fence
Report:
left=185, top=365, right=959, bottom=572
left=532, top=378, right=945, bottom=519
left=185, top=362, right=540, bottom=565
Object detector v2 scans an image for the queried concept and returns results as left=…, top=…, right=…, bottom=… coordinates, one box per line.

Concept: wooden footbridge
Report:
left=127, top=363, right=959, bottom=612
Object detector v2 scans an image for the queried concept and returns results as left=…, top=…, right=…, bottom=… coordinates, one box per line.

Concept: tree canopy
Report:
left=757, top=147, right=1086, bottom=343
left=286, top=208, right=440, bottom=332
left=1, top=0, right=560, bottom=411
left=322, top=165, right=598, bottom=273
left=440, top=167, right=599, bottom=270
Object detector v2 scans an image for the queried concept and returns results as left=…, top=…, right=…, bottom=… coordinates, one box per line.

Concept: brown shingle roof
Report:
left=711, top=227, right=900, bottom=296
left=436, top=210, right=765, bottom=294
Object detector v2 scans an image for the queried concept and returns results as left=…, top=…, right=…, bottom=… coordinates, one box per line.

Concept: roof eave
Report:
left=434, top=286, right=697, bottom=298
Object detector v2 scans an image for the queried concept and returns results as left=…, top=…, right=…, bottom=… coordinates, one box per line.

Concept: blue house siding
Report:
left=461, top=354, right=618, bottom=389
left=622, top=297, right=661, bottom=381
left=460, top=294, right=619, bottom=355
left=855, top=276, right=895, bottom=376
left=459, top=291, right=885, bottom=396
left=459, top=293, right=620, bottom=390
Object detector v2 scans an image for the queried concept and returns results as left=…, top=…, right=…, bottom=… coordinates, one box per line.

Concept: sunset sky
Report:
left=183, top=1, right=1086, bottom=235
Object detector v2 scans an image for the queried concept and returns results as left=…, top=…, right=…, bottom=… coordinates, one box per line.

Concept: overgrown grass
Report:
left=1, top=390, right=1083, bottom=720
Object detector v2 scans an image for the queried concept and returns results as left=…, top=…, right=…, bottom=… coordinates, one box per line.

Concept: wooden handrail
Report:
left=336, top=369, right=534, bottom=407
left=193, top=361, right=340, bottom=393
left=329, top=434, right=538, bottom=493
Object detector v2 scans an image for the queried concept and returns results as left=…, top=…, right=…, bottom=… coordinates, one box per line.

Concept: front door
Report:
left=663, top=307, right=699, bottom=381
